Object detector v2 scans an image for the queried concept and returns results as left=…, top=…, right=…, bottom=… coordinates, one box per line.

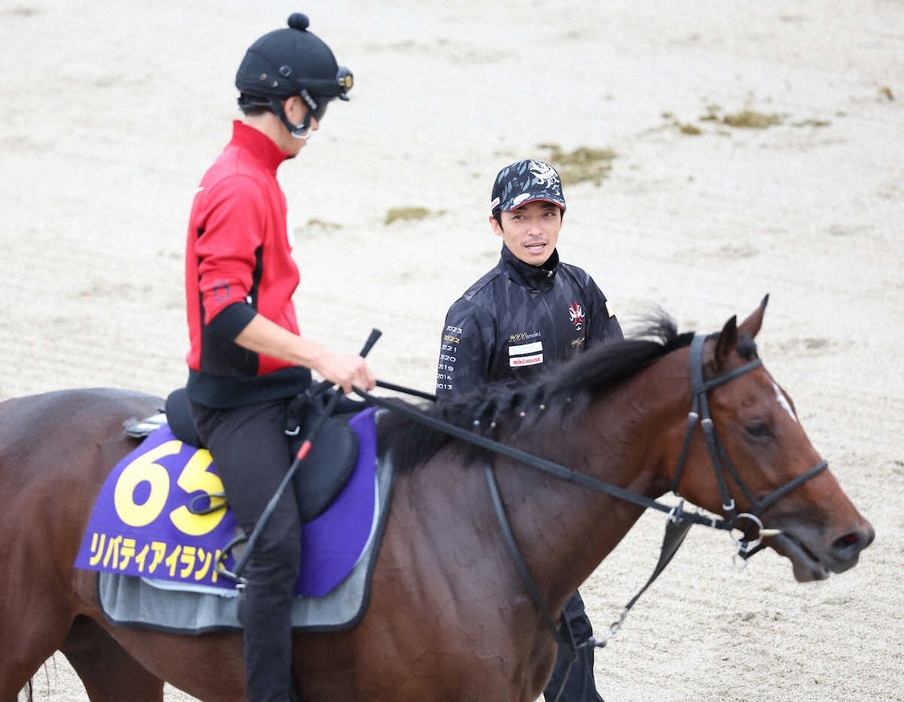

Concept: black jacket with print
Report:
left=436, top=245, right=623, bottom=397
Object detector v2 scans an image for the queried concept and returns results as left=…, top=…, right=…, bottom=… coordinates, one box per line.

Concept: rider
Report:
left=183, top=14, right=374, bottom=702
left=435, top=159, right=622, bottom=702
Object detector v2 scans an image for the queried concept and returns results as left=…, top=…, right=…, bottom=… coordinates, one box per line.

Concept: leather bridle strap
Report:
left=588, top=515, right=693, bottom=650
left=671, top=334, right=829, bottom=534
left=353, top=334, right=830, bottom=661
left=355, top=388, right=734, bottom=531
left=484, top=463, right=576, bottom=661
left=755, top=459, right=829, bottom=514
left=686, top=334, right=763, bottom=523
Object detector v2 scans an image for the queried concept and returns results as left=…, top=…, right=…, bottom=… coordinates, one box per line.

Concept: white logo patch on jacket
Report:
left=509, top=341, right=544, bottom=368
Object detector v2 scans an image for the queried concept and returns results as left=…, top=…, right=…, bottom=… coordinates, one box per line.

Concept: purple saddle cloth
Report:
left=76, top=407, right=379, bottom=597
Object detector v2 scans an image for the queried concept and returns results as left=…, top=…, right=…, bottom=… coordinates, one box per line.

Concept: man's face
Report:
left=490, top=200, right=563, bottom=266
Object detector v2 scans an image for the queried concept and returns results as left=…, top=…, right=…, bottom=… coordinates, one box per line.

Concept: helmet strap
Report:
left=270, top=98, right=313, bottom=141
left=273, top=97, right=313, bottom=140
left=237, top=94, right=314, bottom=141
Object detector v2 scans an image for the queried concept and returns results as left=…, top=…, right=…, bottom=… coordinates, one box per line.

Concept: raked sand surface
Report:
left=1, top=1, right=902, bottom=700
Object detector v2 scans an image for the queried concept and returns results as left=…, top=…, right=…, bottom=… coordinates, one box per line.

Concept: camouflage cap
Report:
left=490, top=159, right=566, bottom=214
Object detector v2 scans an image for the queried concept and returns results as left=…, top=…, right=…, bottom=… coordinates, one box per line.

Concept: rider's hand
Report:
left=231, top=316, right=376, bottom=394
left=317, top=352, right=376, bottom=394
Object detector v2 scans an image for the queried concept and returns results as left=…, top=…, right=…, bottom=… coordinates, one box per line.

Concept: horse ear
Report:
left=714, top=315, right=738, bottom=370
left=737, top=294, right=769, bottom=340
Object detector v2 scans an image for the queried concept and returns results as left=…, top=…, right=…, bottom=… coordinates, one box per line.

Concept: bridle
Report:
left=359, top=333, right=828, bottom=551
left=671, top=334, right=828, bottom=555
left=352, top=332, right=830, bottom=681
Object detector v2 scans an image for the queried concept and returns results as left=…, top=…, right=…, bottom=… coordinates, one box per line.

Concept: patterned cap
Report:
left=490, top=159, right=566, bottom=214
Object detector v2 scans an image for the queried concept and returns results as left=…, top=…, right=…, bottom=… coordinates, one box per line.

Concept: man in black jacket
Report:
left=435, top=158, right=621, bottom=702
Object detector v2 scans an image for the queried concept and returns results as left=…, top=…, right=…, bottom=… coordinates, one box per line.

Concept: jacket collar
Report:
left=230, top=120, right=289, bottom=174
left=500, top=245, right=560, bottom=292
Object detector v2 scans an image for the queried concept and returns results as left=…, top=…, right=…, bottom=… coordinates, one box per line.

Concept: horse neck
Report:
left=493, top=351, right=690, bottom=610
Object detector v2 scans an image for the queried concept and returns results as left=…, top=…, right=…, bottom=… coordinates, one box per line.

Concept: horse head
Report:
left=670, top=295, right=874, bottom=582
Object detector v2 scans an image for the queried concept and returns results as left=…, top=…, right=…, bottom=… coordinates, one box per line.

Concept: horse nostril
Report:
left=831, top=530, right=868, bottom=562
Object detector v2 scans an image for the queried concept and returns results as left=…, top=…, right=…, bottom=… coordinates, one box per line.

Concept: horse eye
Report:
left=745, top=422, right=773, bottom=439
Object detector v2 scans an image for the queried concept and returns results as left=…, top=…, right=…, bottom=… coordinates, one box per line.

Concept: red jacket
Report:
left=184, top=121, right=311, bottom=408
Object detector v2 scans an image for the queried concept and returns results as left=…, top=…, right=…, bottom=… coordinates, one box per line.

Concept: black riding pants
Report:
left=191, top=399, right=301, bottom=702
left=544, top=590, right=604, bottom=702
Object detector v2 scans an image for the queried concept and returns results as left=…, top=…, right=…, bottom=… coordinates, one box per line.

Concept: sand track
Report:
left=2, top=1, right=901, bottom=700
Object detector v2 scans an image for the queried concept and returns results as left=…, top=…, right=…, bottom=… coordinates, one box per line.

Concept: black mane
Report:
left=379, top=313, right=694, bottom=473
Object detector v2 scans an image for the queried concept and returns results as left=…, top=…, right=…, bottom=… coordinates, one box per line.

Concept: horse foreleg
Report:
left=0, top=613, right=71, bottom=702
left=0, top=567, right=75, bottom=702
left=59, top=616, right=165, bottom=702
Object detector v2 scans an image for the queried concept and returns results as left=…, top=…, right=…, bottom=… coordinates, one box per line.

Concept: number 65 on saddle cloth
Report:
left=75, top=406, right=382, bottom=599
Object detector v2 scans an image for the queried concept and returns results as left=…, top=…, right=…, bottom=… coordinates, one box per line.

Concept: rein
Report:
left=354, top=332, right=829, bottom=657
left=356, top=388, right=737, bottom=531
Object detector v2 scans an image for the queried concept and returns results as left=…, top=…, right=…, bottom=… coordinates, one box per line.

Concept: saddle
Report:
left=92, top=402, right=390, bottom=625
left=164, top=387, right=362, bottom=523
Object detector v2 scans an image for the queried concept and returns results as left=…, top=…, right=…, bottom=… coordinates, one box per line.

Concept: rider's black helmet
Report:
left=235, top=13, right=352, bottom=126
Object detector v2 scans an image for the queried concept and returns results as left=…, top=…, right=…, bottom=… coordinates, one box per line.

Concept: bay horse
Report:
left=1, top=298, right=873, bottom=702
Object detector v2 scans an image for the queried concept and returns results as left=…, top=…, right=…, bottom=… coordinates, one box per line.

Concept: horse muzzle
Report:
left=769, top=520, right=875, bottom=582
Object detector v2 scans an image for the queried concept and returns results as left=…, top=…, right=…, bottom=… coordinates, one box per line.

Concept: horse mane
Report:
left=379, top=312, right=696, bottom=473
